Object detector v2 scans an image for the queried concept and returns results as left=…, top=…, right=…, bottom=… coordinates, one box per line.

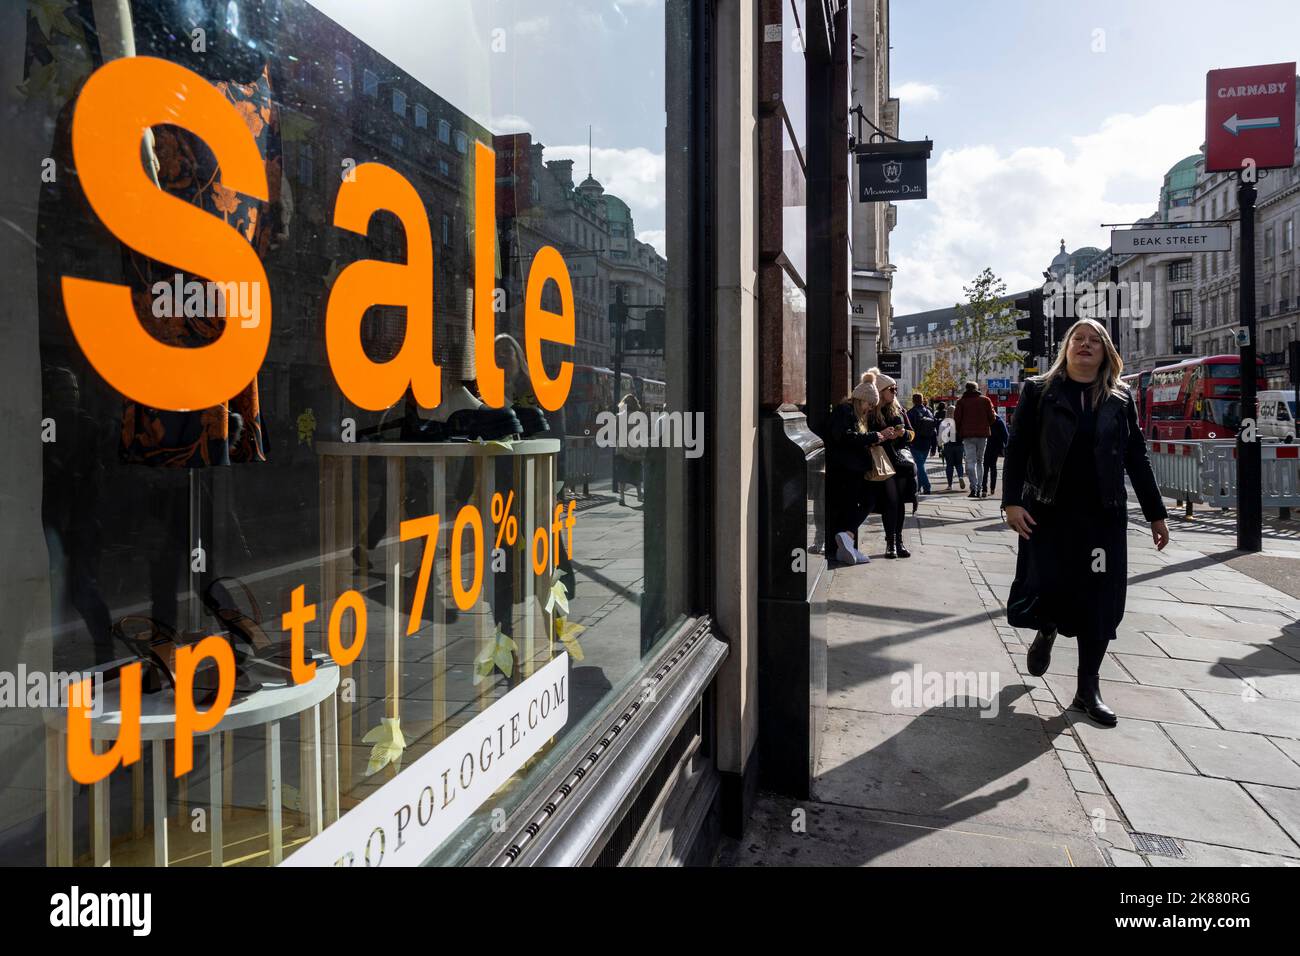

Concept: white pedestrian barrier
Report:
left=1148, top=439, right=1300, bottom=516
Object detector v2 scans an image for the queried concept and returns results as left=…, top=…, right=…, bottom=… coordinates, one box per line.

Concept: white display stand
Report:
left=316, top=439, right=560, bottom=792
left=44, top=655, right=339, bottom=867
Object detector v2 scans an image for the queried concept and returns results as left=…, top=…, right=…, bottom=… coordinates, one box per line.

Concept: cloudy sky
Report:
left=889, top=0, right=1297, bottom=316
left=307, top=0, right=669, bottom=253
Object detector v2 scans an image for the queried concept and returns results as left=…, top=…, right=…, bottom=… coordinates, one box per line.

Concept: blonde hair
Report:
left=1038, top=318, right=1126, bottom=408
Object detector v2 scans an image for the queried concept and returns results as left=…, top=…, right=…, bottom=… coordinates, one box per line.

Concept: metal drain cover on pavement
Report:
left=1131, top=832, right=1185, bottom=858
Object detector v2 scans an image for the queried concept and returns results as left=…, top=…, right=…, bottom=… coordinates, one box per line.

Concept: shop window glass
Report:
left=5, top=0, right=699, bottom=868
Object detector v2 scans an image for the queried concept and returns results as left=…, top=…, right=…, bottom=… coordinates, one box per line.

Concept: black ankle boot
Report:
left=894, top=533, right=911, bottom=558
left=1026, top=629, right=1056, bottom=677
left=884, top=535, right=897, bottom=558
left=1072, top=674, right=1117, bottom=726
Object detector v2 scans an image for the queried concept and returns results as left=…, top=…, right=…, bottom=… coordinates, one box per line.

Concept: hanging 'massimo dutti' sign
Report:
left=856, top=139, right=933, bottom=202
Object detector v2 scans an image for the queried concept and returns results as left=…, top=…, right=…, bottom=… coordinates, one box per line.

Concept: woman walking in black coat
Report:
left=1002, top=318, right=1169, bottom=726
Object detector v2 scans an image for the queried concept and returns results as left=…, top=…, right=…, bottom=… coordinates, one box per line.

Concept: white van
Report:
left=1257, top=390, right=1297, bottom=442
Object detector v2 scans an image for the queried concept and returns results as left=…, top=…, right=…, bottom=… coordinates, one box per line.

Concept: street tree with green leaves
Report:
left=952, top=268, right=1023, bottom=383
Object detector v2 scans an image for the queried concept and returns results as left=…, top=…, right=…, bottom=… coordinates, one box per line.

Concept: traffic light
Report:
left=644, top=307, right=665, bottom=351
left=1014, top=290, right=1045, bottom=361
left=607, top=299, right=628, bottom=330
left=1051, top=293, right=1073, bottom=348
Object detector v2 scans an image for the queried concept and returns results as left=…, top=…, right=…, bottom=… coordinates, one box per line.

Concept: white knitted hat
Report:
left=868, top=366, right=897, bottom=392
left=851, top=371, right=879, bottom=407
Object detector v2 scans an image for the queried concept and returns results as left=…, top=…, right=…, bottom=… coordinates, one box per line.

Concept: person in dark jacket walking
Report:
left=1002, top=318, right=1169, bottom=726
left=982, top=411, right=1009, bottom=496
left=955, top=381, right=996, bottom=499
left=906, top=391, right=936, bottom=495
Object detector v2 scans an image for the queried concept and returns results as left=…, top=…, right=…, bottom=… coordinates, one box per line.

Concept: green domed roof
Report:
left=1165, top=154, right=1200, bottom=191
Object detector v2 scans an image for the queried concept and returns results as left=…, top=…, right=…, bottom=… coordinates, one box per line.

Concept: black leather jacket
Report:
left=1001, top=377, right=1168, bottom=522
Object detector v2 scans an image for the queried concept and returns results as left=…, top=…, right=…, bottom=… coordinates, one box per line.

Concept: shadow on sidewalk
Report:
left=811, top=683, right=1081, bottom=863
left=718, top=683, right=1091, bottom=866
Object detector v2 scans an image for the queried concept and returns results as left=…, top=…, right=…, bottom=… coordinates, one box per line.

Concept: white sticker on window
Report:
left=283, top=653, right=569, bottom=867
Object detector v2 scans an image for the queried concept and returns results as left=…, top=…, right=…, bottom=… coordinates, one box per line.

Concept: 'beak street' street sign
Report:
left=856, top=139, right=933, bottom=203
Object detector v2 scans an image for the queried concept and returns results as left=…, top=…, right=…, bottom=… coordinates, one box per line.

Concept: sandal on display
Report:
left=203, top=576, right=311, bottom=669
left=111, top=616, right=181, bottom=695
left=402, top=388, right=523, bottom=442
left=512, top=405, right=550, bottom=438
left=111, top=616, right=262, bottom=701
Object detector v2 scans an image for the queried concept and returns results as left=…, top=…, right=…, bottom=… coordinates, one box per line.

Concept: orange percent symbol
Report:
left=491, top=490, right=519, bottom=549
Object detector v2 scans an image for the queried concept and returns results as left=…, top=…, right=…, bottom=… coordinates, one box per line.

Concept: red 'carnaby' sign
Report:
left=1205, top=62, right=1297, bottom=172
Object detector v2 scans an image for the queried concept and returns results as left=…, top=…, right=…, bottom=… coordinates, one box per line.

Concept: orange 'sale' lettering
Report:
left=62, top=56, right=271, bottom=411
left=474, top=141, right=506, bottom=407
left=327, top=163, right=439, bottom=410
left=525, top=246, right=576, bottom=411
left=173, top=637, right=236, bottom=777
left=67, top=666, right=143, bottom=785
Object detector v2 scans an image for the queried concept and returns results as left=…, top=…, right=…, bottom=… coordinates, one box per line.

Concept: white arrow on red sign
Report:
left=1222, top=113, right=1282, bottom=136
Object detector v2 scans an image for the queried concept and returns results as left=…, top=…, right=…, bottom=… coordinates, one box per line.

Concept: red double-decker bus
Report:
left=1145, top=355, right=1268, bottom=440
left=1120, top=369, right=1153, bottom=432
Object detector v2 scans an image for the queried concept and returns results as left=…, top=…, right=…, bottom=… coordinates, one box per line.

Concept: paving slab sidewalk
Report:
left=960, top=486, right=1300, bottom=866
left=717, top=487, right=1108, bottom=866
left=718, top=464, right=1300, bottom=867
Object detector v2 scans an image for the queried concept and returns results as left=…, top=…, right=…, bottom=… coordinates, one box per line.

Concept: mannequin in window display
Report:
left=33, top=0, right=289, bottom=682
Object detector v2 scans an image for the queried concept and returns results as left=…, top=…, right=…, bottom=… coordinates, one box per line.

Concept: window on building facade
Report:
left=1168, top=260, right=1192, bottom=283
left=299, top=142, right=315, bottom=186
left=334, top=51, right=353, bottom=96
left=1285, top=219, right=1295, bottom=253
left=1265, top=228, right=1275, bottom=258
left=7, top=0, right=702, bottom=870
